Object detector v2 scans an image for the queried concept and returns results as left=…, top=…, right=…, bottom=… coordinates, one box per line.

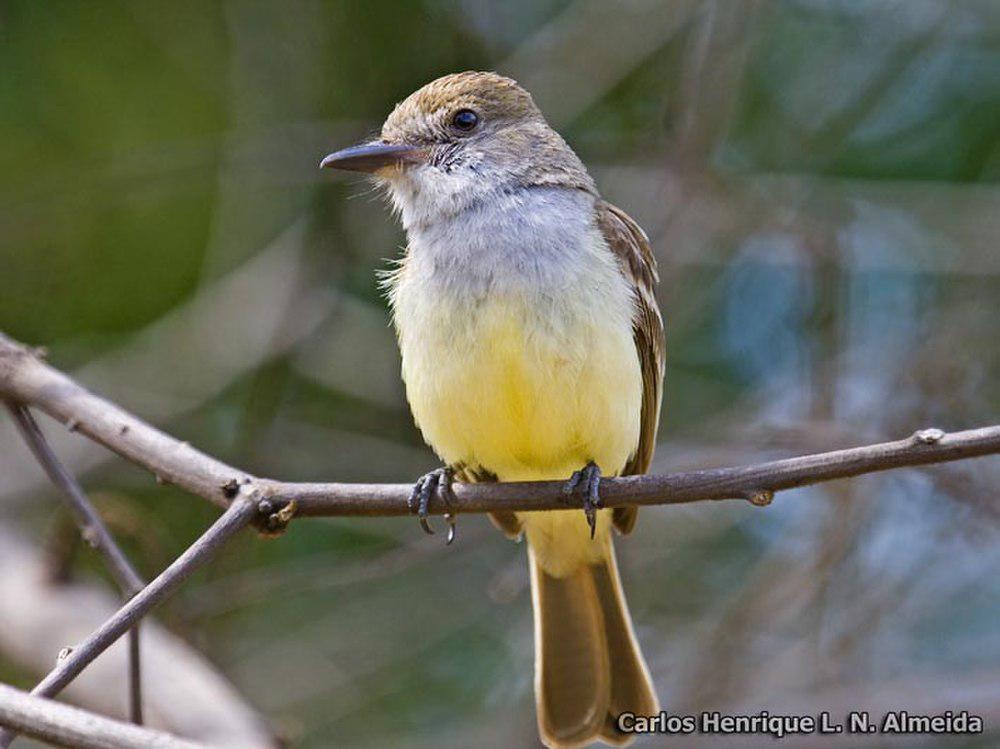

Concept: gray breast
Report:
left=405, top=186, right=599, bottom=299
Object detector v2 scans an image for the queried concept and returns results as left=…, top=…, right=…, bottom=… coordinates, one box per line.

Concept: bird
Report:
left=320, top=71, right=664, bottom=748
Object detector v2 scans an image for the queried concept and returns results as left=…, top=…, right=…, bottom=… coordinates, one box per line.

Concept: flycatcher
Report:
left=321, top=71, right=664, bottom=748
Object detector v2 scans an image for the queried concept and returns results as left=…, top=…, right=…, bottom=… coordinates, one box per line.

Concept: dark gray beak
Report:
left=319, top=142, right=426, bottom=173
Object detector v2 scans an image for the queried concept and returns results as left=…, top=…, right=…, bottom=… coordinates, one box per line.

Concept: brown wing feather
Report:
left=595, top=202, right=665, bottom=535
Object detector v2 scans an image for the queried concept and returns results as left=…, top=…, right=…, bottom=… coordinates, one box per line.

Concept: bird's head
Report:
left=320, top=71, right=594, bottom=228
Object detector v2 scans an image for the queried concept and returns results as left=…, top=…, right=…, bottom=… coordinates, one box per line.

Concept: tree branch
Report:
left=0, top=526, right=277, bottom=748
left=6, top=403, right=146, bottom=725
left=1, top=330, right=998, bottom=746
left=0, top=497, right=258, bottom=748
left=0, top=683, right=203, bottom=749
left=6, top=404, right=145, bottom=594
left=1, top=332, right=998, bottom=522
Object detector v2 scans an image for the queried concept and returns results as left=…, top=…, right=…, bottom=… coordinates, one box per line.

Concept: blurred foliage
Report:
left=730, top=1, right=1000, bottom=181
left=1, top=1, right=999, bottom=748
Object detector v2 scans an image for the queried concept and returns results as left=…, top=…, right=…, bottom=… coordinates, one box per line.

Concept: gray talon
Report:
left=409, top=467, right=457, bottom=541
left=417, top=475, right=435, bottom=534
left=563, top=461, right=602, bottom=539
left=563, top=469, right=584, bottom=495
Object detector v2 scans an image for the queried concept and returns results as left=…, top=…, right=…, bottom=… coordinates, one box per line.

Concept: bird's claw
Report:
left=563, top=461, right=602, bottom=539
left=407, top=467, right=457, bottom=544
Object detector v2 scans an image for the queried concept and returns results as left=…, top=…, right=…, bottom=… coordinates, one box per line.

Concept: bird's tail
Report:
left=530, top=541, right=658, bottom=748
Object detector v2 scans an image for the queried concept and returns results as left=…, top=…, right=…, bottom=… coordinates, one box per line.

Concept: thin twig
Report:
left=0, top=683, right=203, bottom=749
left=127, top=627, right=142, bottom=726
left=1, top=333, right=998, bottom=523
left=0, top=497, right=258, bottom=748
left=0, top=524, right=277, bottom=746
left=0, top=334, right=245, bottom=510
left=6, top=405, right=145, bottom=595
left=6, top=403, right=146, bottom=725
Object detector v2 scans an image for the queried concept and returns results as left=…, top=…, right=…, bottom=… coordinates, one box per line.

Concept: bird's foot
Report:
left=563, top=461, right=602, bottom=539
left=408, top=467, right=457, bottom=544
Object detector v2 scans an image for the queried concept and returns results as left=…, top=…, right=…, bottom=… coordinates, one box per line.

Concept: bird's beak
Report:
left=319, top=142, right=427, bottom=174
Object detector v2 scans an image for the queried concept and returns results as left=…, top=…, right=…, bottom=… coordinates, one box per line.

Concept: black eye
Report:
left=451, top=109, right=479, bottom=132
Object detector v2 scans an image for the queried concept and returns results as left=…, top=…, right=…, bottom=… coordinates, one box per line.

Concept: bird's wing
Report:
left=596, top=201, right=665, bottom=535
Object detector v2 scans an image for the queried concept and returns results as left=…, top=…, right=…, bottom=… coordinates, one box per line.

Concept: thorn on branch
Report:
left=80, top=526, right=100, bottom=549
left=913, top=427, right=945, bottom=444
left=255, top=497, right=297, bottom=537
left=220, top=478, right=240, bottom=499
left=744, top=489, right=774, bottom=507
left=56, top=647, right=73, bottom=662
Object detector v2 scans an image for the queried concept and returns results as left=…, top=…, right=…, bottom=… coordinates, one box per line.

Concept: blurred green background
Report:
left=1, top=1, right=999, bottom=747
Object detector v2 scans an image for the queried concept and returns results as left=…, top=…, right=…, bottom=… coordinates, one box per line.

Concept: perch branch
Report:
left=1, top=332, right=998, bottom=522
left=0, top=683, right=202, bottom=749
left=276, top=425, right=1000, bottom=515
left=7, top=403, right=146, bottom=724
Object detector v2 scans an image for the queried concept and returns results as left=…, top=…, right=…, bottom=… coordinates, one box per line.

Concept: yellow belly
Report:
left=398, top=294, right=642, bottom=576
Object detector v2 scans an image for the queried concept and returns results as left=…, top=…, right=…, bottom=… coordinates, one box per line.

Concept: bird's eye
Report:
left=451, top=109, right=479, bottom=132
